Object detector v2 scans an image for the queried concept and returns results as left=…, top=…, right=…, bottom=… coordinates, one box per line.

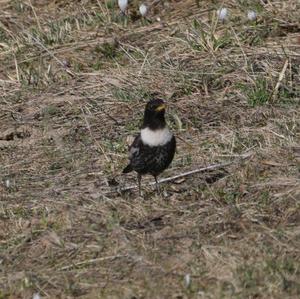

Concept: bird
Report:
left=123, top=98, right=176, bottom=196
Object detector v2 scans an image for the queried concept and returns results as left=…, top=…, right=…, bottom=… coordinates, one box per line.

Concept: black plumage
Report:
left=123, top=99, right=176, bottom=195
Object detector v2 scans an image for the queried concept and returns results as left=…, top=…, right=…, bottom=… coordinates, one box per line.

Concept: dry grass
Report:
left=1, top=0, right=300, bottom=298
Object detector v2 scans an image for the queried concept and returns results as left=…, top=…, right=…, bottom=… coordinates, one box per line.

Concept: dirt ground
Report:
left=0, top=0, right=299, bottom=298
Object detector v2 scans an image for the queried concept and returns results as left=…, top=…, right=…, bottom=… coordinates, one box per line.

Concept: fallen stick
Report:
left=59, top=255, right=126, bottom=271
left=270, top=59, right=289, bottom=103
left=114, top=152, right=253, bottom=194
left=25, top=31, right=76, bottom=78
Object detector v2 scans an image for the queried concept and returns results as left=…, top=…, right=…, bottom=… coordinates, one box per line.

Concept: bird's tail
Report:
left=122, top=164, right=133, bottom=173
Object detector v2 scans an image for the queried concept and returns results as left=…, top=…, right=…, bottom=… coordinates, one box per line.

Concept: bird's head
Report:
left=145, top=98, right=166, bottom=115
left=143, top=98, right=167, bottom=130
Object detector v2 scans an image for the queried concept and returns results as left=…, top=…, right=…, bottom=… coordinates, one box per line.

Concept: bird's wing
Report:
left=123, top=134, right=142, bottom=174
left=128, top=133, right=142, bottom=159
left=127, top=133, right=148, bottom=173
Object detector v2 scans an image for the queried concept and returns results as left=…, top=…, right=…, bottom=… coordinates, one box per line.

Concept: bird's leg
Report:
left=137, top=173, right=142, bottom=196
left=154, top=175, right=160, bottom=194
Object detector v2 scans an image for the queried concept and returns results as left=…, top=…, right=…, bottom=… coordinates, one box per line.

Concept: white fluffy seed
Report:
left=184, top=273, right=191, bottom=287
left=118, top=0, right=128, bottom=13
left=5, top=179, right=10, bottom=188
left=139, top=3, right=148, bottom=17
left=247, top=10, right=257, bottom=21
left=32, top=293, right=41, bottom=299
left=217, top=7, right=228, bottom=21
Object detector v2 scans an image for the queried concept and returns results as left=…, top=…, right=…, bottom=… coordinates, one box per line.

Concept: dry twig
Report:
left=116, top=152, right=253, bottom=193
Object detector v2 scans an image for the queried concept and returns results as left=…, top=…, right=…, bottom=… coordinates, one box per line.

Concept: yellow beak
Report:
left=155, top=104, right=166, bottom=112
